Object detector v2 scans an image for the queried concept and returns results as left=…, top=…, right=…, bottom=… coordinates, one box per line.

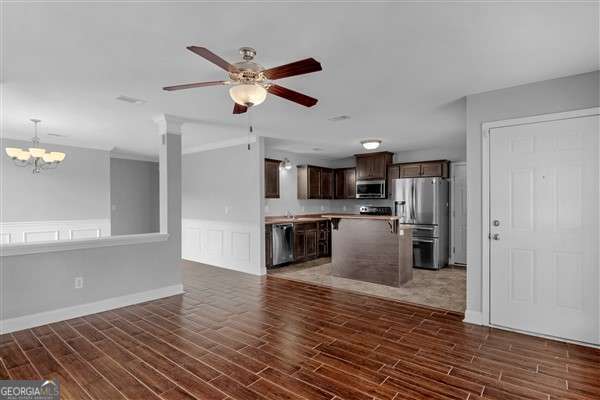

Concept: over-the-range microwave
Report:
left=356, top=180, right=386, bottom=199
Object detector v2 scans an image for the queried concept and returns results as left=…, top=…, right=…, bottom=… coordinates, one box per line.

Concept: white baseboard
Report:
left=463, top=309, right=484, bottom=325
left=0, top=283, right=184, bottom=334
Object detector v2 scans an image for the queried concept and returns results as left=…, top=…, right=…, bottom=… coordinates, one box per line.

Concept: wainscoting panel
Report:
left=0, top=219, right=111, bottom=244
left=182, top=219, right=261, bottom=275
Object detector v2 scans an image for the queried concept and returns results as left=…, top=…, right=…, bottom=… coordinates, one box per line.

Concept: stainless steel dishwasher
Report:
left=272, top=223, right=294, bottom=266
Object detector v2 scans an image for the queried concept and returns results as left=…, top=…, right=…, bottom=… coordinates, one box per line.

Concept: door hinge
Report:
left=452, top=246, right=455, bottom=254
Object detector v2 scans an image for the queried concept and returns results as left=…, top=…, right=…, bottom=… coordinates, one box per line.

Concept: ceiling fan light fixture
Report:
left=229, top=84, right=267, bottom=107
left=361, top=140, right=382, bottom=150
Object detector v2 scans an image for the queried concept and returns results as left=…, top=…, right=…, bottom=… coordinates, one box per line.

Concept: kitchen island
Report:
left=321, top=214, right=413, bottom=287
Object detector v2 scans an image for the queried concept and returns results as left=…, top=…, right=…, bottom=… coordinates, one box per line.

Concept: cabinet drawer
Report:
left=294, top=222, right=317, bottom=231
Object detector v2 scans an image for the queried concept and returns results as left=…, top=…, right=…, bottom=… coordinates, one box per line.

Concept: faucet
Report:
left=286, top=210, right=295, bottom=219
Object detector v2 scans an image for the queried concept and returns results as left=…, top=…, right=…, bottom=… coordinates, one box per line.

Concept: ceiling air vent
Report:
left=328, top=115, right=351, bottom=122
left=116, top=95, right=146, bottom=104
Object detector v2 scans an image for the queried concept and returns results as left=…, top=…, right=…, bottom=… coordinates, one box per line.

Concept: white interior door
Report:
left=451, top=163, right=467, bottom=265
left=489, top=115, right=599, bottom=344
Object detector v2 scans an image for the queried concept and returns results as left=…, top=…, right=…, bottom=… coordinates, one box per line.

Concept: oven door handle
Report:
left=413, top=238, right=435, bottom=243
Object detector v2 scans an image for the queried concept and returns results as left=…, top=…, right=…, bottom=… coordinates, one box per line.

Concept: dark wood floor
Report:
left=1, top=261, right=599, bottom=400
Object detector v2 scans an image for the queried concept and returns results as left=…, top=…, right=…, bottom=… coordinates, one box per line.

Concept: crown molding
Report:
left=110, top=148, right=158, bottom=162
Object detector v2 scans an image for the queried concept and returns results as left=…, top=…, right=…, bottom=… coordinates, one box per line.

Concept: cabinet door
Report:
left=355, top=157, right=371, bottom=180
left=421, top=162, right=444, bottom=177
left=305, top=229, right=318, bottom=258
left=293, top=229, right=306, bottom=260
left=334, top=169, right=345, bottom=199
left=264, top=159, right=280, bottom=198
left=370, top=155, right=387, bottom=179
left=320, top=168, right=334, bottom=199
left=387, top=165, right=399, bottom=198
left=308, top=167, right=321, bottom=198
left=400, top=164, right=421, bottom=178
left=265, top=225, right=273, bottom=268
left=345, top=168, right=356, bottom=198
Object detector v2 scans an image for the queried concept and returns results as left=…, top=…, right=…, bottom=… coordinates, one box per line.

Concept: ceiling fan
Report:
left=163, top=46, right=322, bottom=114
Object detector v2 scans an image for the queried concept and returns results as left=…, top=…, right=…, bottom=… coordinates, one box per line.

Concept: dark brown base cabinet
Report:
left=294, top=222, right=318, bottom=261
left=265, top=224, right=273, bottom=268
left=317, top=220, right=331, bottom=257
left=266, top=221, right=330, bottom=267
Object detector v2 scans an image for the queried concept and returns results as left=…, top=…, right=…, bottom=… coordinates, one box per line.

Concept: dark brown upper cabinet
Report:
left=297, top=165, right=322, bottom=199
left=264, top=158, right=281, bottom=198
left=355, top=152, right=393, bottom=180
left=320, top=168, right=334, bottom=199
left=397, top=160, right=449, bottom=178
left=334, top=167, right=356, bottom=199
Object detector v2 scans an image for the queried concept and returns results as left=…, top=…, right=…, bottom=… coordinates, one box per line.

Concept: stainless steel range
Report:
left=393, top=177, right=449, bottom=270
left=359, top=205, right=392, bottom=215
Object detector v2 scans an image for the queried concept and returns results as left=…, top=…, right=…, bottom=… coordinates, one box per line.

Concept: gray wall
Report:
left=183, top=143, right=261, bottom=223
left=1, top=131, right=182, bottom=325
left=465, top=70, right=600, bottom=315
left=110, top=158, right=159, bottom=235
left=0, top=139, right=110, bottom=222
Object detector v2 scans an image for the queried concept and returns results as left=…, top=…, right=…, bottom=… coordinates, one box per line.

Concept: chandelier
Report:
left=5, top=119, right=66, bottom=174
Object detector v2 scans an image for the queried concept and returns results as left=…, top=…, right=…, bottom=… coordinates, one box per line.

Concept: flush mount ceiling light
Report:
left=5, top=119, right=66, bottom=174
left=280, top=158, right=293, bottom=170
left=361, top=140, right=382, bottom=150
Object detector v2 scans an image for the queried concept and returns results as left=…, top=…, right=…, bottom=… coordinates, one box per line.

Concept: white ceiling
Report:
left=3, top=2, right=598, bottom=158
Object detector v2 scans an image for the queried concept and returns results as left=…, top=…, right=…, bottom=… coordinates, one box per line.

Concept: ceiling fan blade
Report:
left=262, top=58, right=322, bottom=80
left=163, top=80, right=227, bottom=91
left=233, top=103, right=248, bottom=114
left=187, top=46, right=239, bottom=73
left=267, top=84, right=318, bottom=107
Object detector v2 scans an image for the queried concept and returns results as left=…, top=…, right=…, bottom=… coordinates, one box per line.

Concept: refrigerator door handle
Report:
left=410, top=180, right=416, bottom=221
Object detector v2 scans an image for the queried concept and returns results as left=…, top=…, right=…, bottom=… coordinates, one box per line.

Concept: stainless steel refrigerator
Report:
left=393, top=177, right=449, bottom=270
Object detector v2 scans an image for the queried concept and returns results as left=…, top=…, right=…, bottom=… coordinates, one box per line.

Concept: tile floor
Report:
left=269, top=259, right=466, bottom=312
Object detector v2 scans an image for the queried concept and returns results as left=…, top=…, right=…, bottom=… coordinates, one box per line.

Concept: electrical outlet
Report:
left=343, top=205, right=347, bottom=211
left=74, top=277, right=83, bottom=289
left=224, top=206, right=230, bottom=215
left=320, top=205, right=325, bottom=211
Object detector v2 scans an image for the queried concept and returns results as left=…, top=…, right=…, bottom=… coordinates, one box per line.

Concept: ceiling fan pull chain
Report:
left=247, top=109, right=253, bottom=151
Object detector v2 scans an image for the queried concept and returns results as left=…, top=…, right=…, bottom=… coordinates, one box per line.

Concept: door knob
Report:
left=493, top=220, right=501, bottom=227
left=492, top=233, right=500, bottom=240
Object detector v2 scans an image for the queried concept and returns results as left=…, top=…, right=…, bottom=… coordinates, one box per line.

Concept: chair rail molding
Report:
left=0, top=219, right=111, bottom=245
